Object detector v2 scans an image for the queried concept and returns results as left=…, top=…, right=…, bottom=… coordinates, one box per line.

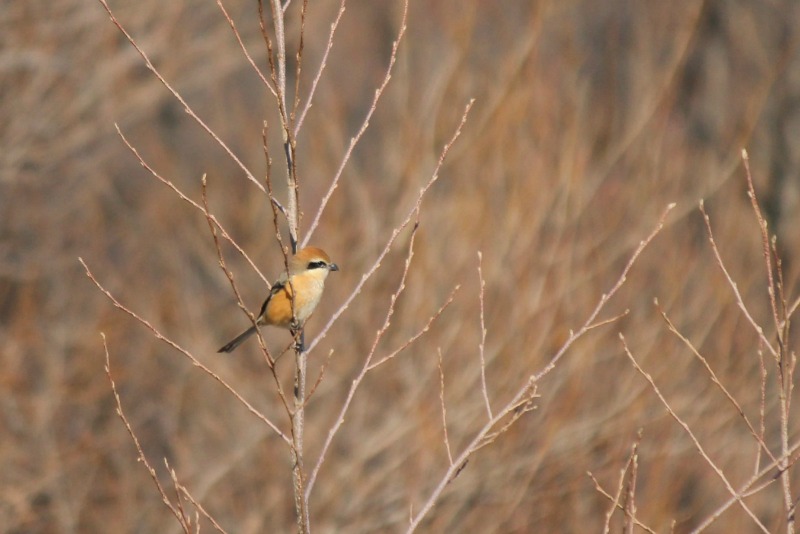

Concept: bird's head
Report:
left=290, top=246, right=339, bottom=277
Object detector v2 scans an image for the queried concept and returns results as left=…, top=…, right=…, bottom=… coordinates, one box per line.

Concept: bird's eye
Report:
left=308, top=260, right=327, bottom=269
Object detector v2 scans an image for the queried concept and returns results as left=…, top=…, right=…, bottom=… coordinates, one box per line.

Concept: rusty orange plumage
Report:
left=217, top=247, right=338, bottom=353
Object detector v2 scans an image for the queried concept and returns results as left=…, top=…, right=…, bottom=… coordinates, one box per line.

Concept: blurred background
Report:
left=3, top=0, right=800, bottom=532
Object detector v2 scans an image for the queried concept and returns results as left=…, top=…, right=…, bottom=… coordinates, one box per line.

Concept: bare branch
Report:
left=306, top=213, right=422, bottom=498
left=532, top=203, right=675, bottom=384
left=306, top=99, right=476, bottom=354
left=83, top=260, right=291, bottom=446
left=103, top=335, right=192, bottom=533
left=588, top=431, right=648, bottom=534
left=201, top=178, right=293, bottom=414
left=476, top=251, right=492, bottom=420
left=269, top=0, right=288, bottom=111
left=177, top=483, right=230, bottom=534
left=437, top=348, right=454, bottom=466
left=588, top=471, right=656, bottom=534
left=699, top=200, right=777, bottom=357
left=620, top=334, right=769, bottom=533
left=96, top=0, right=264, bottom=192
left=742, top=149, right=796, bottom=531
left=692, top=439, right=800, bottom=532
left=215, top=0, right=277, bottom=97
left=294, top=0, right=347, bottom=135
left=115, top=125, right=269, bottom=286
left=368, top=287, right=460, bottom=371
left=655, top=299, right=776, bottom=463
left=406, top=203, right=675, bottom=532
left=290, top=0, right=309, bottom=123
left=305, top=349, right=334, bottom=405
left=406, top=380, right=539, bottom=532
left=302, top=0, right=410, bottom=247
left=757, top=343, right=768, bottom=475
left=741, top=149, right=782, bottom=344
left=624, top=435, right=641, bottom=534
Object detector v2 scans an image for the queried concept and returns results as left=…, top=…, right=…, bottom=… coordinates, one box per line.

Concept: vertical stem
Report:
left=285, top=142, right=299, bottom=252
left=271, top=0, right=286, bottom=105
left=270, top=0, right=298, bottom=251
left=270, top=1, right=306, bottom=531
left=779, top=343, right=794, bottom=534
left=778, top=283, right=794, bottom=533
left=293, top=332, right=310, bottom=531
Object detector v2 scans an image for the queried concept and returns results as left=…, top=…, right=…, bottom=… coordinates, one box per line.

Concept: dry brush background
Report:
left=3, top=0, right=800, bottom=532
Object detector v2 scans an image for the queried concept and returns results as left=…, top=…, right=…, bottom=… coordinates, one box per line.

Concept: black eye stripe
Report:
left=308, top=260, right=327, bottom=269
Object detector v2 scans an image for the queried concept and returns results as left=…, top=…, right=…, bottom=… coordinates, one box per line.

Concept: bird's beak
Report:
left=329, top=263, right=339, bottom=271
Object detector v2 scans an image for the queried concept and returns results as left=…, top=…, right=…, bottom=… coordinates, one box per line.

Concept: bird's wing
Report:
left=257, top=278, right=290, bottom=318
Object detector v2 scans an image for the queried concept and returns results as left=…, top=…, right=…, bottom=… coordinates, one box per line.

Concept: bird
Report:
left=217, top=246, right=339, bottom=353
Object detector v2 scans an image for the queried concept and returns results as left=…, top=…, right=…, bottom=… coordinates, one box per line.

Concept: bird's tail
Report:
left=217, top=326, right=258, bottom=353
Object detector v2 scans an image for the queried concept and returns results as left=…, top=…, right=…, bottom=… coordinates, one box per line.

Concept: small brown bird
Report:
left=217, top=247, right=339, bottom=353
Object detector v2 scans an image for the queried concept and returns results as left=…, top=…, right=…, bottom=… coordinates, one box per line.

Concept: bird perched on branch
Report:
left=217, top=246, right=339, bottom=353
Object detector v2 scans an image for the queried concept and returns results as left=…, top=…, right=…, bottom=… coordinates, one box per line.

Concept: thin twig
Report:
left=178, top=483, right=230, bottom=534
left=743, top=149, right=795, bottom=533
left=200, top=177, right=293, bottom=414
left=215, top=0, right=277, bottom=97
left=438, top=348, right=454, bottom=466
left=624, top=435, right=641, bottom=534
left=294, top=0, right=347, bottom=135
left=406, top=203, right=675, bottom=533
left=655, top=299, right=776, bottom=463
left=471, top=397, right=538, bottom=454
left=305, top=213, right=422, bottom=498
left=306, top=99, right=476, bottom=355
left=604, top=459, right=629, bottom=534
left=588, top=470, right=657, bottom=534
left=586, top=310, right=630, bottom=331
left=103, top=335, right=191, bottom=534
left=116, top=126, right=268, bottom=286
left=165, top=460, right=193, bottom=532
left=304, top=349, right=334, bottom=405
left=692, top=438, right=800, bottom=532
left=620, top=334, right=769, bottom=533
left=406, top=381, right=541, bottom=533
left=782, top=296, right=800, bottom=330
left=532, top=204, right=675, bottom=384
left=290, top=0, right=309, bottom=125
left=301, top=0, right=410, bottom=247
left=699, top=200, right=777, bottom=357
left=262, top=121, right=292, bottom=262
left=742, top=149, right=782, bottom=345
left=592, top=431, right=646, bottom=534
left=476, top=251, right=492, bottom=420
left=83, top=260, right=291, bottom=445
left=368, top=287, right=460, bottom=371
left=757, top=342, right=768, bottom=476
left=97, top=0, right=264, bottom=193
